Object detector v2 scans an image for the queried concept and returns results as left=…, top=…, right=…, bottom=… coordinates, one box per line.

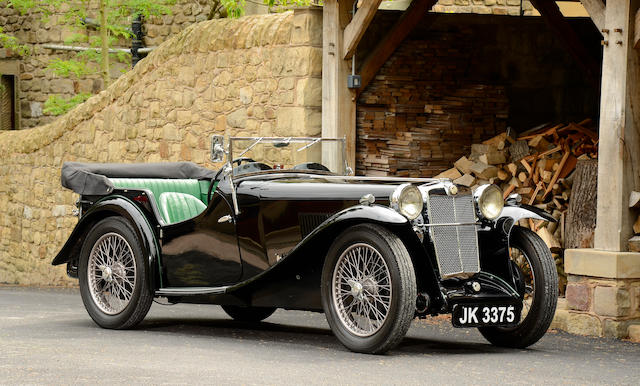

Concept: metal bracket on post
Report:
left=347, top=1, right=361, bottom=90
left=131, top=14, right=144, bottom=67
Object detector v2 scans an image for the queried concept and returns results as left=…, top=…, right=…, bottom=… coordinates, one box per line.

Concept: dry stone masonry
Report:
left=0, top=1, right=220, bottom=129
left=0, top=9, right=322, bottom=286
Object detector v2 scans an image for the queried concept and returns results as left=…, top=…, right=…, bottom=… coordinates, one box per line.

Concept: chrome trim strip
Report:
left=155, top=286, right=229, bottom=296
left=320, top=175, right=441, bottom=184
left=419, top=222, right=481, bottom=227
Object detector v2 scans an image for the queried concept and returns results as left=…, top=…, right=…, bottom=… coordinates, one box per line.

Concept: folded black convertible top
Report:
left=61, top=162, right=216, bottom=195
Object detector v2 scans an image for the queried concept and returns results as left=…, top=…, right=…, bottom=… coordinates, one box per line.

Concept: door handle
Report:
left=218, top=215, right=233, bottom=223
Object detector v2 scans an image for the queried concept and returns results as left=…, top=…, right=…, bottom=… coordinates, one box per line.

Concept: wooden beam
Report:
left=343, top=0, right=383, bottom=60
left=635, top=9, right=640, bottom=49
left=593, top=0, right=640, bottom=251
left=580, top=0, right=606, bottom=34
left=322, top=0, right=357, bottom=172
left=357, top=0, right=438, bottom=95
left=530, top=0, right=601, bottom=86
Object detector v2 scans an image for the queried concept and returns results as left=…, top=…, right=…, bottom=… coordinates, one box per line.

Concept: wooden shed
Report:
left=321, top=0, right=640, bottom=338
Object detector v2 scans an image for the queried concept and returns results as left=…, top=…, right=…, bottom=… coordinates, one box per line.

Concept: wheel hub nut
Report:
left=100, top=265, right=114, bottom=283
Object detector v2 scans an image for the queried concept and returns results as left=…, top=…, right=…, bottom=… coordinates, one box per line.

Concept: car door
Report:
left=160, top=189, right=242, bottom=287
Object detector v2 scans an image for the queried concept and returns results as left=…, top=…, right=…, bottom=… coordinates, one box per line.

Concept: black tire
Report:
left=321, top=224, right=417, bottom=354
left=221, top=305, right=277, bottom=322
left=478, top=226, right=558, bottom=348
left=78, top=217, right=153, bottom=329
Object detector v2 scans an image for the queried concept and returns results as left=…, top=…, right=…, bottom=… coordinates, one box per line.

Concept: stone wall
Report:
left=549, top=250, right=640, bottom=339
left=0, top=1, right=255, bottom=130
left=555, top=275, right=640, bottom=338
left=433, top=0, right=535, bottom=16
left=0, top=9, right=323, bottom=286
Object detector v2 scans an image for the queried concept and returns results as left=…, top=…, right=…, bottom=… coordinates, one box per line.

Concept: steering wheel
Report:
left=232, top=157, right=256, bottom=166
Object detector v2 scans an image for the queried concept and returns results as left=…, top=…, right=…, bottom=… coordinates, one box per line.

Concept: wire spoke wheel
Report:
left=478, top=226, right=557, bottom=348
left=87, top=232, right=137, bottom=315
left=331, top=243, right=392, bottom=337
left=509, top=246, right=535, bottom=322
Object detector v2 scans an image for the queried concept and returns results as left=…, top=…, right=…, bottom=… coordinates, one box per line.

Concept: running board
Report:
left=155, top=286, right=229, bottom=296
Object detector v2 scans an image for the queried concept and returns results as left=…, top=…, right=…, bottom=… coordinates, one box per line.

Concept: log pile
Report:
left=435, top=119, right=598, bottom=287
left=628, top=192, right=640, bottom=252
left=434, top=119, right=599, bottom=291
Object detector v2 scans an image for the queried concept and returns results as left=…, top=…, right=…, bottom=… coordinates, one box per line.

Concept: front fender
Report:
left=498, top=203, right=556, bottom=235
left=51, top=196, right=161, bottom=289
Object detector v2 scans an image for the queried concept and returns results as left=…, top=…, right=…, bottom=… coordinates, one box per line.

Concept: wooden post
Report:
left=343, top=0, right=383, bottom=60
left=635, top=9, right=640, bottom=49
left=594, top=0, right=640, bottom=251
left=322, top=0, right=356, bottom=173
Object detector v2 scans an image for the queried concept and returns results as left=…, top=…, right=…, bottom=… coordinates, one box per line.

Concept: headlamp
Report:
left=390, top=184, right=423, bottom=220
left=474, top=184, right=504, bottom=220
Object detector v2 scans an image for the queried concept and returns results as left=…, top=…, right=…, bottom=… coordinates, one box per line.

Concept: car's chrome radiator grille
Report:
left=426, top=193, right=480, bottom=279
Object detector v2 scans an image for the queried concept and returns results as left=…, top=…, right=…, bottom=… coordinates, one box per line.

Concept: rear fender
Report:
left=51, top=196, right=161, bottom=289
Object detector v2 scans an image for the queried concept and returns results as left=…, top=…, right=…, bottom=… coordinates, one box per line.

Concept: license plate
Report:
left=451, top=303, right=521, bottom=328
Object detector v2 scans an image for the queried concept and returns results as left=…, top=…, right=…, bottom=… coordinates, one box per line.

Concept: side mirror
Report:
left=210, top=135, right=225, bottom=162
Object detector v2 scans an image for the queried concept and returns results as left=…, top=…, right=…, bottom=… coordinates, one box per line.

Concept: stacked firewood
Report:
left=435, top=119, right=599, bottom=254
left=628, top=193, right=640, bottom=252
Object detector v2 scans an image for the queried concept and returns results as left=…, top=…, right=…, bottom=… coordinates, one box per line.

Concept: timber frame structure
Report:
left=321, top=0, right=640, bottom=337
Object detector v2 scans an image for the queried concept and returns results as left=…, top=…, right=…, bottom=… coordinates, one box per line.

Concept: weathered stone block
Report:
left=565, top=312, right=602, bottom=336
left=566, top=283, right=591, bottom=311
left=162, top=123, right=179, bottom=141
left=550, top=308, right=569, bottom=331
left=291, top=9, right=322, bottom=46
left=594, top=286, right=631, bottom=317
left=275, top=107, right=321, bottom=137
left=296, top=78, right=321, bottom=107
left=227, top=108, right=248, bottom=129
left=239, top=87, right=253, bottom=105
left=603, top=319, right=631, bottom=339
left=629, top=324, right=640, bottom=342
left=565, top=249, right=640, bottom=279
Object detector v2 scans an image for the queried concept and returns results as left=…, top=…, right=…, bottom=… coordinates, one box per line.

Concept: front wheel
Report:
left=478, top=226, right=558, bottom=348
left=78, top=217, right=153, bottom=329
left=321, top=224, right=417, bottom=354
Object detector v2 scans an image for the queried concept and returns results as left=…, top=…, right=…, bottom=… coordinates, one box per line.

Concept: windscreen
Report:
left=228, top=137, right=348, bottom=176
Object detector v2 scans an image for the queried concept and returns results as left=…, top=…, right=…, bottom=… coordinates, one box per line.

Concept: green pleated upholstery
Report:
left=110, top=178, right=216, bottom=224
left=158, top=192, right=207, bottom=224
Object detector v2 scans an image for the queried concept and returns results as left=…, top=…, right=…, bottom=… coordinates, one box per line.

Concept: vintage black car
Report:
left=53, top=136, right=557, bottom=354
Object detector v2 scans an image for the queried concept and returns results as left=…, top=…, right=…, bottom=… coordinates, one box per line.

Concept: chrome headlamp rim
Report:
left=474, top=184, right=504, bottom=221
left=389, top=183, right=424, bottom=220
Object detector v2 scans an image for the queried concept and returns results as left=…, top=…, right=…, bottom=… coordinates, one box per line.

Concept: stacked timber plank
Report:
left=356, top=83, right=509, bottom=177
left=435, top=119, right=599, bottom=253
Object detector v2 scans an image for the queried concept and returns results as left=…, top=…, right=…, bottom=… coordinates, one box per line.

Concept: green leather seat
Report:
left=110, top=178, right=217, bottom=224
left=110, top=178, right=202, bottom=202
left=158, top=192, right=207, bottom=224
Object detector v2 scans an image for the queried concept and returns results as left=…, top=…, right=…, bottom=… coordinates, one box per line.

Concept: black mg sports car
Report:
left=53, top=136, right=557, bottom=354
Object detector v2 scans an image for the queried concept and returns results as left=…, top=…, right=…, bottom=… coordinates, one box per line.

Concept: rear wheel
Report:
left=478, top=226, right=558, bottom=348
left=222, top=305, right=277, bottom=322
left=321, top=224, right=416, bottom=354
left=78, top=217, right=153, bottom=329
